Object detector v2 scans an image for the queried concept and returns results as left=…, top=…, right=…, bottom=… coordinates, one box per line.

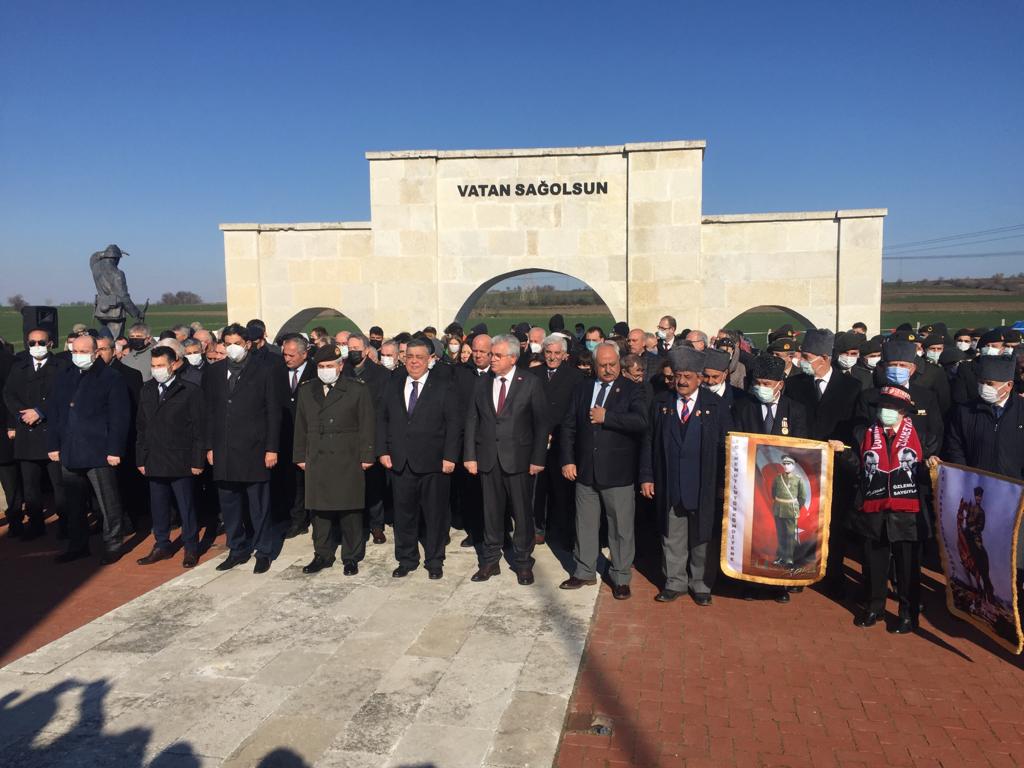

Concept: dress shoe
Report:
left=691, top=591, right=712, bottom=607
left=392, top=565, right=413, bottom=578
left=428, top=567, right=443, bottom=580
left=655, top=589, right=682, bottom=603
left=471, top=563, right=500, bottom=582
left=54, top=548, right=90, bottom=564
left=216, top=553, right=251, bottom=572
left=774, top=589, right=791, bottom=604
left=182, top=550, right=199, bottom=569
left=343, top=561, right=358, bottom=576
left=612, top=585, right=631, bottom=600
left=136, top=547, right=173, bottom=566
left=559, top=576, right=597, bottom=590
left=787, top=586, right=804, bottom=593
left=459, top=534, right=474, bottom=548
left=253, top=556, right=271, bottom=574
left=302, top=555, right=332, bottom=574
left=284, top=525, right=309, bottom=540
left=100, top=550, right=122, bottom=565
left=889, top=616, right=917, bottom=635
left=854, top=611, right=882, bottom=628
left=517, top=569, right=535, bottom=586
left=534, top=532, right=546, bottom=546
left=371, top=528, right=386, bottom=544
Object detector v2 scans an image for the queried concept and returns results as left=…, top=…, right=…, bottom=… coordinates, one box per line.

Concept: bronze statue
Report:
left=91, top=244, right=145, bottom=339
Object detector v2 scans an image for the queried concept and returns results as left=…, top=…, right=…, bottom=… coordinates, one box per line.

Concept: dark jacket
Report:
left=293, top=377, right=375, bottom=510
left=786, top=368, right=862, bottom=446
left=560, top=376, right=647, bottom=488
left=639, top=388, right=732, bottom=544
left=377, top=371, right=461, bottom=473
left=463, top=370, right=548, bottom=474
left=731, top=393, right=810, bottom=439
left=3, top=353, right=66, bottom=461
left=48, top=360, right=130, bottom=469
left=203, top=356, right=283, bottom=483
left=944, top=395, right=1024, bottom=480
left=280, top=361, right=317, bottom=459
left=532, top=363, right=584, bottom=442
left=136, top=377, right=206, bottom=477
left=343, top=359, right=389, bottom=412
left=0, top=348, right=15, bottom=464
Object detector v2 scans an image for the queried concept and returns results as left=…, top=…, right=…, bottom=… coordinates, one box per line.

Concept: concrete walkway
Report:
left=0, top=532, right=598, bottom=768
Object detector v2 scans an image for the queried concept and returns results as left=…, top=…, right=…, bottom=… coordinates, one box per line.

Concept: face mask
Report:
left=151, top=367, right=171, bottom=384
left=656, top=329, right=667, bottom=340
left=529, top=342, right=542, bottom=354
left=915, top=349, right=924, bottom=358
left=318, top=367, right=339, bottom=384
left=127, top=338, right=147, bottom=352
left=381, top=355, right=396, bottom=370
left=925, top=350, right=941, bottom=364
left=970, top=340, right=979, bottom=350
left=585, top=340, right=599, bottom=352
left=837, top=354, right=857, bottom=370
left=369, top=339, right=382, bottom=350
left=348, top=351, right=364, bottom=366
left=28, top=344, right=48, bottom=360
left=798, top=359, right=815, bottom=376
left=706, top=382, right=726, bottom=396
left=72, top=353, right=94, bottom=370
left=782, top=462, right=795, bottom=474
left=448, top=343, right=460, bottom=354
left=428, top=358, right=438, bottom=370
left=885, top=366, right=911, bottom=385
left=978, top=383, right=1004, bottom=404
left=980, top=346, right=1001, bottom=357
left=864, top=355, right=880, bottom=369
left=225, top=343, right=247, bottom=363
left=751, top=384, right=777, bottom=404
left=185, top=353, right=203, bottom=367
left=1004, top=347, right=1015, bottom=357
left=338, top=345, right=349, bottom=359
left=878, top=407, right=900, bottom=427
left=956, top=341, right=972, bottom=352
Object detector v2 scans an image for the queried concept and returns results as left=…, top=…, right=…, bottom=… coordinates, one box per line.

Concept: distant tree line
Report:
left=884, top=274, right=1024, bottom=293
left=475, top=285, right=602, bottom=309
left=160, top=291, right=203, bottom=305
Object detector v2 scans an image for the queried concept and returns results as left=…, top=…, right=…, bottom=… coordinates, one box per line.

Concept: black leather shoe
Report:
left=182, top=550, right=199, bottom=568
left=54, top=548, right=90, bottom=564
left=854, top=611, right=882, bottom=628
left=774, top=589, right=791, bottom=604
left=428, top=567, right=443, bottom=580
left=517, top=569, right=535, bottom=586
left=302, top=555, right=333, bottom=574
left=655, top=589, right=682, bottom=603
left=889, top=616, right=917, bottom=635
left=371, top=528, right=386, bottom=544
left=216, top=554, right=251, bottom=572
left=559, top=576, right=597, bottom=590
left=471, top=563, right=500, bottom=582
left=612, top=585, right=631, bottom=600
left=100, top=549, right=122, bottom=565
left=137, top=547, right=173, bottom=566
left=343, top=561, right=358, bottom=576
left=253, top=556, right=271, bottom=574
left=787, top=586, right=804, bottom=593
left=691, top=591, right=712, bottom=607
left=284, top=525, right=309, bottom=540
left=392, top=565, right=413, bottom=578
left=459, top=535, right=474, bottom=548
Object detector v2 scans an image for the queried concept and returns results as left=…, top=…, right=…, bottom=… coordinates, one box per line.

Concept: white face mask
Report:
left=1004, top=347, right=1016, bottom=357
left=318, top=367, right=339, bottom=384
left=978, top=383, right=1005, bottom=404
left=337, top=345, right=349, bottom=359
left=798, top=359, right=816, bottom=376
left=381, top=355, right=396, bottom=370
left=185, top=353, right=203, bottom=367
left=225, top=343, right=247, bottom=362
left=706, top=382, right=726, bottom=397
left=529, top=342, right=542, bottom=354
left=751, top=384, right=777, bottom=404
left=151, top=367, right=171, bottom=384
left=656, top=329, right=668, bottom=340
left=837, top=354, right=857, bottom=370
left=448, top=343, right=460, bottom=354
left=980, top=346, right=1001, bottom=357
left=427, top=358, right=436, bottom=370
left=925, top=349, right=942, bottom=364
left=878, top=407, right=901, bottom=427
left=956, top=341, right=972, bottom=352
left=28, top=344, right=48, bottom=359
left=72, top=353, right=94, bottom=370
left=864, top=355, right=881, bottom=369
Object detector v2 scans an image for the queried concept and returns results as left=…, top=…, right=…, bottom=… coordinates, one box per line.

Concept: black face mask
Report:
left=369, top=339, right=382, bottom=350
left=127, top=338, right=147, bottom=351
left=348, top=351, right=364, bottom=366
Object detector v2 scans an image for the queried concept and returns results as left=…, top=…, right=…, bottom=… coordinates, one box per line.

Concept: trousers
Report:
left=573, top=483, right=635, bottom=585
left=662, top=506, right=715, bottom=594
left=480, top=468, right=534, bottom=569
left=863, top=533, right=920, bottom=618
left=311, top=509, right=365, bottom=564
left=150, top=476, right=198, bottom=553
left=63, top=465, right=123, bottom=553
left=391, top=467, right=450, bottom=570
left=217, top=480, right=281, bottom=560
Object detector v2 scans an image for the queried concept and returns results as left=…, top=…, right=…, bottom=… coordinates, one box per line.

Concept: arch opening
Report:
left=454, top=269, right=617, bottom=335
left=719, top=305, right=817, bottom=349
left=276, top=307, right=362, bottom=342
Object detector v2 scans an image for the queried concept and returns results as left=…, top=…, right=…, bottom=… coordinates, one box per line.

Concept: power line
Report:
left=884, top=223, right=1024, bottom=251
left=883, top=232, right=1024, bottom=255
left=883, top=249, right=1024, bottom=261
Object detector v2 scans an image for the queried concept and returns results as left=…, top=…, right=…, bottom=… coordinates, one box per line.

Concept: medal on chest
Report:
left=781, top=417, right=789, bottom=436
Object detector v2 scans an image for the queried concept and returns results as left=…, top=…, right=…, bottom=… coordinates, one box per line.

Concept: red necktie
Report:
left=497, top=377, right=507, bottom=414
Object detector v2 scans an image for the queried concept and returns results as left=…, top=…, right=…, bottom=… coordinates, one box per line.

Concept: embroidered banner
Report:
left=933, top=462, right=1024, bottom=654
left=722, top=432, right=834, bottom=586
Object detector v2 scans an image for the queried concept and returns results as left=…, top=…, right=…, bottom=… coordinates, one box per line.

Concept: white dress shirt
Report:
left=815, top=366, right=833, bottom=396
left=590, top=379, right=612, bottom=408
left=492, top=371, right=514, bottom=411
left=675, top=391, right=698, bottom=421
left=404, top=371, right=429, bottom=410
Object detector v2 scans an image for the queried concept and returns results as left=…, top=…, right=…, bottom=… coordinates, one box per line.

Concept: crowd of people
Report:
left=1, top=311, right=1022, bottom=635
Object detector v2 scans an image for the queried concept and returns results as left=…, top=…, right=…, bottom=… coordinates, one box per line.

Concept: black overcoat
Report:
left=136, top=378, right=206, bottom=477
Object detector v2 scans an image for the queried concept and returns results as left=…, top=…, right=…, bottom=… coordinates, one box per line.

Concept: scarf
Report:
left=860, top=417, right=922, bottom=514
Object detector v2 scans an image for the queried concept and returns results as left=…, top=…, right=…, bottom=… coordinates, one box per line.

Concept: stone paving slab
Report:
left=0, top=531, right=598, bottom=767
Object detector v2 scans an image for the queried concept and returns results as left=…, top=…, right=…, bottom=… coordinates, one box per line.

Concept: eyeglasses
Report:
left=27, top=340, right=48, bottom=347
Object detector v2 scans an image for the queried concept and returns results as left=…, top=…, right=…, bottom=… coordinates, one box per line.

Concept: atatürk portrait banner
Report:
left=721, top=432, right=834, bottom=586
left=932, top=462, right=1024, bottom=654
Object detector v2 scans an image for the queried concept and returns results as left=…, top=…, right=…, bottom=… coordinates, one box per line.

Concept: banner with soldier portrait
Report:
left=721, top=432, right=834, bottom=586
left=933, top=463, right=1024, bottom=654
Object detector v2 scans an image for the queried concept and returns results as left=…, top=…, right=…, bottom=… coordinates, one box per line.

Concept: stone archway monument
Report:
left=221, top=140, right=885, bottom=337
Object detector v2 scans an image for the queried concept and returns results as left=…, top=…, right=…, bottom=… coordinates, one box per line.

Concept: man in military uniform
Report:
left=963, top=486, right=995, bottom=603
left=770, top=456, right=806, bottom=568
left=767, top=337, right=800, bottom=379
left=90, top=244, right=143, bottom=340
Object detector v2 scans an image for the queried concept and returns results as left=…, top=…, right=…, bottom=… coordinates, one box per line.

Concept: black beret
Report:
left=882, top=340, right=917, bottom=364
left=833, top=331, right=864, bottom=353
left=668, top=347, right=705, bottom=373
left=976, top=355, right=1014, bottom=382
left=878, top=384, right=916, bottom=412
left=860, top=335, right=883, bottom=356
left=768, top=338, right=797, bottom=354
left=888, top=329, right=920, bottom=344
left=801, top=329, right=835, bottom=358
left=751, top=353, right=786, bottom=381
left=611, top=321, right=628, bottom=337
left=972, top=327, right=990, bottom=337
left=979, top=329, right=1006, bottom=347
left=471, top=323, right=488, bottom=335
left=918, top=322, right=948, bottom=338
left=954, top=328, right=972, bottom=338
left=939, top=347, right=966, bottom=365
left=703, top=348, right=731, bottom=372
left=1005, top=329, right=1022, bottom=344
left=313, top=345, right=341, bottom=363
left=921, top=334, right=945, bottom=348
left=513, top=329, right=528, bottom=343
left=895, top=322, right=914, bottom=332
left=768, top=324, right=797, bottom=343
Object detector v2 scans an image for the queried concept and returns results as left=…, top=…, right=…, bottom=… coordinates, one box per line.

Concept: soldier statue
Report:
left=91, top=244, right=144, bottom=339
left=771, top=455, right=807, bottom=568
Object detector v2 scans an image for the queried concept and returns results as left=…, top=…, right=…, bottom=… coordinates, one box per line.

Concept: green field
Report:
left=0, top=304, right=229, bottom=346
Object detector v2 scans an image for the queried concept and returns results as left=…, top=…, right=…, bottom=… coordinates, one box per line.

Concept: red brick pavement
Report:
left=0, top=516, right=227, bottom=667
left=555, top=557, right=1024, bottom=768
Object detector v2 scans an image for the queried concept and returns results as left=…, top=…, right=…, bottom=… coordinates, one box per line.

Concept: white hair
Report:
left=491, top=334, right=521, bottom=359
left=542, top=334, right=567, bottom=352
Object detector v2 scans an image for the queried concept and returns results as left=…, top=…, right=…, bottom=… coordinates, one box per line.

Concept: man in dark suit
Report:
left=640, top=347, right=731, bottom=606
left=280, top=335, right=316, bottom=538
left=627, top=328, right=663, bottom=383
left=48, top=333, right=130, bottom=563
left=378, top=338, right=461, bottom=579
left=204, top=323, right=284, bottom=574
left=464, top=334, right=548, bottom=585
left=99, top=333, right=145, bottom=532
left=0, top=342, right=22, bottom=536
left=294, top=345, right=376, bottom=575
left=3, top=327, right=66, bottom=540
left=559, top=342, right=647, bottom=599
left=135, top=346, right=206, bottom=568
left=531, top=333, right=584, bottom=547
left=786, top=328, right=863, bottom=596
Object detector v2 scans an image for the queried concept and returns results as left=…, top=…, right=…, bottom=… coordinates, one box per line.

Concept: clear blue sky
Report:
left=1, top=1, right=1021, bottom=303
